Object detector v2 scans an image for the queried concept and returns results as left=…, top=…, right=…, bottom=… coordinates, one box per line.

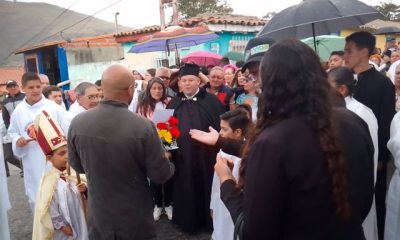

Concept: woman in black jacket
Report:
left=215, top=39, right=355, bottom=240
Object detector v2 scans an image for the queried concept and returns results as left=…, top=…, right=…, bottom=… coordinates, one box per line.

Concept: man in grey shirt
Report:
left=68, top=64, right=174, bottom=240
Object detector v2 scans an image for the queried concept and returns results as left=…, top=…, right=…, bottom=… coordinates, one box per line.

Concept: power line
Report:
left=38, top=0, right=123, bottom=44
left=21, top=0, right=81, bottom=48
left=1, top=0, right=80, bottom=64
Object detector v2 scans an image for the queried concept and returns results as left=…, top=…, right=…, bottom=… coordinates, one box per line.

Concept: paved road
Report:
left=6, top=165, right=211, bottom=240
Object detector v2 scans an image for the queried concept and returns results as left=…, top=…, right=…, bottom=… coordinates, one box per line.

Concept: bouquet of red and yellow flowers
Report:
left=156, top=116, right=180, bottom=150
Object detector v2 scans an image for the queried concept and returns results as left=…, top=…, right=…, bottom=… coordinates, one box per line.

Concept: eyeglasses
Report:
left=85, top=95, right=100, bottom=100
left=158, top=76, right=170, bottom=80
left=243, top=74, right=257, bottom=83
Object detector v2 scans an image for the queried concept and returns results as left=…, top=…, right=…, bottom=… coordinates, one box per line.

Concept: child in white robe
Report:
left=31, top=111, right=88, bottom=240
left=210, top=108, right=251, bottom=240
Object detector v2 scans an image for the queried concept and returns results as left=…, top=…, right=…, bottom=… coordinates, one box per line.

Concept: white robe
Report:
left=387, top=60, right=400, bottom=85
left=49, top=176, right=89, bottom=240
left=385, top=112, right=400, bottom=240
left=0, top=137, right=11, bottom=240
left=345, top=96, right=379, bottom=240
left=8, top=97, right=65, bottom=211
left=61, top=101, right=86, bottom=135
left=210, top=150, right=241, bottom=240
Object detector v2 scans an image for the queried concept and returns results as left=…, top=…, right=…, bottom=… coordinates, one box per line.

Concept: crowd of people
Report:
left=0, top=30, right=400, bottom=240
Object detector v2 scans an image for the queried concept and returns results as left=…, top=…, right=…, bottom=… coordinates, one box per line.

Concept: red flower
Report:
left=217, top=92, right=227, bottom=105
left=170, top=126, right=180, bottom=138
left=156, top=122, right=168, bottom=130
left=168, top=116, right=179, bottom=127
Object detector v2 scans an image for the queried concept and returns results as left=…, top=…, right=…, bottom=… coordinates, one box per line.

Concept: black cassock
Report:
left=168, top=88, right=226, bottom=233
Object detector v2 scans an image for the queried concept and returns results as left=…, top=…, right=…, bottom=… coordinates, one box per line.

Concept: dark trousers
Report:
left=150, top=178, right=173, bottom=208
left=3, top=143, right=22, bottom=176
left=376, top=162, right=387, bottom=240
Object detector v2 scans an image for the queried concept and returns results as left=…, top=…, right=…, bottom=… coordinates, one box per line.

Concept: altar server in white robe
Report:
left=385, top=111, right=400, bottom=240
left=8, top=72, right=64, bottom=211
left=208, top=109, right=251, bottom=240
left=329, top=67, right=379, bottom=240
left=0, top=137, right=11, bottom=240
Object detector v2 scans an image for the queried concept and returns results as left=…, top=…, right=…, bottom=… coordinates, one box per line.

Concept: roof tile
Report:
left=114, top=14, right=266, bottom=39
left=179, top=14, right=266, bottom=27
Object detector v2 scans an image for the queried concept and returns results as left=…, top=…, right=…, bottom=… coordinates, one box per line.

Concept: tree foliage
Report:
left=262, top=12, right=276, bottom=20
left=374, top=1, right=400, bottom=22
left=178, top=0, right=233, bottom=18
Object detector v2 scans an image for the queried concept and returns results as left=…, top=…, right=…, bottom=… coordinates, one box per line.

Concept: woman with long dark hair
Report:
left=215, top=39, right=351, bottom=239
left=133, top=77, right=173, bottom=221
left=134, top=77, right=170, bottom=119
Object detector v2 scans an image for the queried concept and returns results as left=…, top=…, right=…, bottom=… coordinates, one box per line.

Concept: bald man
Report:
left=68, top=65, right=174, bottom=240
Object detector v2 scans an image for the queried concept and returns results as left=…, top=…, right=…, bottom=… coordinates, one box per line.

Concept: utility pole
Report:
left=159, top=0, right=166, bottom=30
left=114, top=12, right=120, bottom=34
left=172, top=0, right=179, bottom=25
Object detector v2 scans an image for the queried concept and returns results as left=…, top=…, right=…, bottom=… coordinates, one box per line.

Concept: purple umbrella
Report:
left=129, top=26, right=219, bottom=54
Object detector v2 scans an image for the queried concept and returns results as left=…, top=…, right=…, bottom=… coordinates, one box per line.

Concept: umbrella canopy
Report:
left=181, top=51, right=222, bottom=66
left=374, top=26, right=400, bottom=35
left=224, top=51, right=245, bottom=62
left=301, top=35, right=345, bottom=61
left=129, top=26, right=219, bottom=54
left=257, top=0, right=382, bottom=50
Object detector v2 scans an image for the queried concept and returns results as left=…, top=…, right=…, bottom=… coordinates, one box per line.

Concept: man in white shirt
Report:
left=61, top=82, right=99, bottom=134
left=8, top=72, right=64, bottom=211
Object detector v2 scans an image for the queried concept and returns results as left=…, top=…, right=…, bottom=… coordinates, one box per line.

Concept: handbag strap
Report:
left=233, top=212, right=244, bottom=240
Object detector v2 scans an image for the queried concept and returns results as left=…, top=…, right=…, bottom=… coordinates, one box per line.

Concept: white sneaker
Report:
left=164, top=206, right=173, bottom=220
left=153, top=206, right=162, bottom=221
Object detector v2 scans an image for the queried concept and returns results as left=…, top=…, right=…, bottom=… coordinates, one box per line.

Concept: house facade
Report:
left=115, top=14, right=266, bottom=68
left=15, top=35, right=124, bottom=89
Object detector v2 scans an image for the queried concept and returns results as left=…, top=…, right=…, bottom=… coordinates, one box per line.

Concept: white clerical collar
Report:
left=184, top=88, right=200, bottom=100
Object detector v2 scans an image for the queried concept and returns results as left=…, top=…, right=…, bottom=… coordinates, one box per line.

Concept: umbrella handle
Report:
left=312, top=23, right=317, bottom=52
left=175, top=43, right=180, bottom=66
left=166, top=39, right=170, bottom=56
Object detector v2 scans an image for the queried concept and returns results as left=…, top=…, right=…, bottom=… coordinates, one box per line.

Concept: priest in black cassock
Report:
left=168, top=63, right=226, bottom=233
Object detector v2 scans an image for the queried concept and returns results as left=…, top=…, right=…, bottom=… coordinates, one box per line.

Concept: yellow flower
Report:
left=158, top=129, right=173, bottom=144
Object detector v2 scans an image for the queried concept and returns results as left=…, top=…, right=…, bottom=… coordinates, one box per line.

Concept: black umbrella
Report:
left=374, top=26, right=400, bottom=35
left=258, top=0, right=382, bottom=51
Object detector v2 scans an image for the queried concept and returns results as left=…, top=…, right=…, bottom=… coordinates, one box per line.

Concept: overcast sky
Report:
left=18, top=0, right=386, bottom=29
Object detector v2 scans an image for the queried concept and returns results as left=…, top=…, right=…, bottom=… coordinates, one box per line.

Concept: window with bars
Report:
left=228, top=35, right=252, bottom=53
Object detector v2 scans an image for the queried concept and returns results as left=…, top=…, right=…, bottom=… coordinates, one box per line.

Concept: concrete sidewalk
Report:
left=6, top=165, right=211, bottom=240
